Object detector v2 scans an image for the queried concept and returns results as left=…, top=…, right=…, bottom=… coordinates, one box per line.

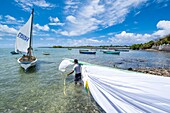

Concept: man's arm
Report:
left=67, top=70, right=74, bottom=76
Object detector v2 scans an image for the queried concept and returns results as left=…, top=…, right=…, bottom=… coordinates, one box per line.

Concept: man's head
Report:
left=74, top=59, right=78, bottom=64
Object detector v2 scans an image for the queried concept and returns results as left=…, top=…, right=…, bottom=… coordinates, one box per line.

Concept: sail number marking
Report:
left=18, top=32, right=30, bottom=42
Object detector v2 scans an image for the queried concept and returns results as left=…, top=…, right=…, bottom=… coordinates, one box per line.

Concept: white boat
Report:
left=15, top=9, right=37, bottom=71
left=59, top=58, right=170, bottom=113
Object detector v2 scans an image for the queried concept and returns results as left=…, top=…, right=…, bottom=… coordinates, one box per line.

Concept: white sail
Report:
left=15, top=14, right=32, bottom=53
left=59, top=59, right=74, bottom=72
left=59, top=59, right=170, bottom=113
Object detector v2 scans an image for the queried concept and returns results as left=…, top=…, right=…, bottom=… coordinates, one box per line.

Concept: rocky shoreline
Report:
left=131, top=68, right=170, bottom=77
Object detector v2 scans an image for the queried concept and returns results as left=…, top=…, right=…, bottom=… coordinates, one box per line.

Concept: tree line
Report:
left=130, top=34, right=170, bottom=50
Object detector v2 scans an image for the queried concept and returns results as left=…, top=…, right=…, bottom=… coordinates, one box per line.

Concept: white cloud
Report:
left=156, top=20, right=170, bottom=29
left=108, top=20, right=170, bottom=45
left=5, top=15, right=16, bottom=21
left=34, top=24, right=50, bottom=31
left=49, top=16, right=59, bottom=23
left=48, top=16, right=65, bottom=26
left=60, top=0, right=147, bottom=36
left=109, top=31, right=152, bottom=45
left=66, top=15, right=77, bottom=24
left=49, top=23, right=65, bottom=26
left=134, top=11, right=141, bottom=16
left=0, top=15, right=24, bottom=25
left=153, top=20, right=170, bottom=37
left=33, top=1, right=55, bottom=8
left=64, top=0, right=80, bottom=14
left=107, top=32, right=115, bottom=36
left=46, top=38, right=55, bottom=41
left=15, top=0, right=55, bottom=11
left=0, top=24, right=17, bottom=34
left=0, top=37, right=3, bottom=40
left=51, top=38, right=104, bottom=46
left=40, top=38, right=55, bottom=41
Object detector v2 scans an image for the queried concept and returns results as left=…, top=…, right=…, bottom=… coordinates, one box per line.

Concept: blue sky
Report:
left=0, top=0, right=170, bottom=47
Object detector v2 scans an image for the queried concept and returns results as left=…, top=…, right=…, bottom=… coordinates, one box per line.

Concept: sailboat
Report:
left=15, top=9, right=37, bottom=71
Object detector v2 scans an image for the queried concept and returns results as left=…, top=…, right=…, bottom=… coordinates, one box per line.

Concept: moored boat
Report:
left=15, top=9, right=37, bottom=71
left=42, top=52, right=50, bottom=55
left=79, top=50, right=96, bottom=54
left=10, top=51, right=19, bottom=55
left=103, top=50, right=120, bottom=54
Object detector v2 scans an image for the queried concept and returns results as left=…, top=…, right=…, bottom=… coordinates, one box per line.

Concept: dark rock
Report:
left=128, top=68, right=133, bottom=71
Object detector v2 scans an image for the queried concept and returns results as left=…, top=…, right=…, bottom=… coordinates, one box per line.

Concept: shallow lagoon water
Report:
left=0, top=48, right=170, bottom=112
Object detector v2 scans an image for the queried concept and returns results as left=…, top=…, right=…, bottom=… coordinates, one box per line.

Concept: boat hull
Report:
left=42, top=52, right=50, bottom=55
left=11, top=51, right=19, bottom=55
left=80, top=51, right=96, bottom=54
left=18, top=56, right=37, bottom=71
left=103, top=51, right=120, bottom=54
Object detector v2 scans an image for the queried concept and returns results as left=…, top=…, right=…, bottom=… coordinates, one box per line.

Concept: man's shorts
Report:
left=74, top=73, right=81, bottom=81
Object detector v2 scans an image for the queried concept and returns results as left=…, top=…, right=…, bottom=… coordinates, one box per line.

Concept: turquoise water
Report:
left=0, top=48, right=170, bottom=112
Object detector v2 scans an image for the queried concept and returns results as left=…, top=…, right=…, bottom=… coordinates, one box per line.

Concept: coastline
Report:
left=145, top=49, right=159, bottom=52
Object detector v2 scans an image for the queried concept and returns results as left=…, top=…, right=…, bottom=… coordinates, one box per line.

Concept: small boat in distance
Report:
left=115, top=49, right=129, bottom=52
left=103, top=50, right=120, bottom=55
left=42, top=52, right=50, bottom=55
left=68, top=48, right=72, bottom=50
left=10, top=51, right=19, bottom=55
left=15, top=9, right=37, bottom=71
left=79, top=50, right=96, bottom=54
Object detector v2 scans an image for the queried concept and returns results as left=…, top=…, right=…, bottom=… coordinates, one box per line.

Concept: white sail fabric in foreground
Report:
left=59, top=59, right=170, bottom=113
left=15, top=14, right=32, bottom=53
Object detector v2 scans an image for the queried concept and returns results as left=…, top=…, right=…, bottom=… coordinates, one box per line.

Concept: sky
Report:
left=0, top=0, right=170, bottom=47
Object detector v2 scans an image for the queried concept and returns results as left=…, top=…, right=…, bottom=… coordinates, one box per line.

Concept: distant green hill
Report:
left=130, top=34, right=170, bottom=50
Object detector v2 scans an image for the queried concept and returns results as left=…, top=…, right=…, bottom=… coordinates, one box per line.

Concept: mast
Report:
left=29, top=8, right=34, bottom=57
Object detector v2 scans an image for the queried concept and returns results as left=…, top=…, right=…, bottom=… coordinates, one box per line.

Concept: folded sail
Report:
left=15, top=14, right=32, bottom=53
left=59, top=59, right=170, bottom=113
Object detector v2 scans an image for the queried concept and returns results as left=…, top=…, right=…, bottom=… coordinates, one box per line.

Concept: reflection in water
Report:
left=19, top=65, right=39, bottom=73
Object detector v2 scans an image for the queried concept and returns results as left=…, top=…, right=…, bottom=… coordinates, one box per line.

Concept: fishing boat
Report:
left=15, top=9, right=37, bottom=71
left=103, top=50, right=120, bottom=54
left=59, top=58, right=170, bottom=113
left=79, top=50, right=96, bottom=54
left=68, top=48, right=72, bottom=50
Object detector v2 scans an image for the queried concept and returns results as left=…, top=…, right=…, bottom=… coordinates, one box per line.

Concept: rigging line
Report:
left=63, top=74, right=75, bottom=96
